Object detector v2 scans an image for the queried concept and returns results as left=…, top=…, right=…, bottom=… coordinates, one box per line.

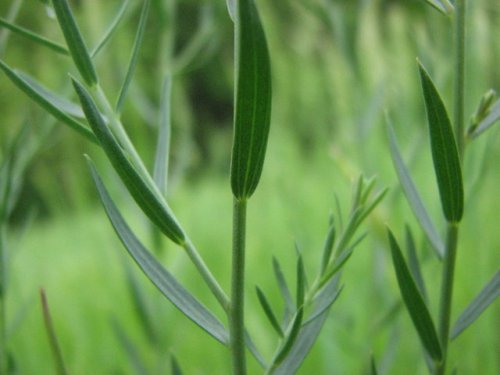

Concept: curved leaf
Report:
left=418, top=61, right=463, bottom=223
left=230, top=0, right=272, bottom=200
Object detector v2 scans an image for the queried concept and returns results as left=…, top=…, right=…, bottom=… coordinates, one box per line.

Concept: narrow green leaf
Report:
left=245, top=331, right=267, bottom=368
left=304, top=276, right=342, bottom=325
left=272, top=307, right=304, bottom=367
left=469, top=100, right=500, bottom=139
left=256, top=286, right=284, bottom=337
left=171, top=354, right=183, bottom=375
left=0, top=60, right=97, bottom=143
left=0, top=17, right=69, bottom=55
left=296, top=254, right=306, bottom=309
left=370, top=354, right=378, bottom=375
left=51, top=0, right=98, bottom=85
left=115, top=0, right=150, bottom=114
left=421, top=0, right=454, bottom=15
left=319, top=246, right=353, bottom=289
left=153, top=76, right=172, bottom=195
left=272, top=257, right=294, bottom=325
left=73, top=79, right=185, bottom=244
left=230, top=0, right=272, bottom=199
left=405, top=225, right=428, bottom=302
left=387, top=121, right=444, bottom=258
left=226, top=0, right=236, bottom=22
left=91, top=0, right=130, bottom=58
left=387, top=229, right=442, bottom=362
left=87, top=159, right=229, bottom=345
left=111, top=319, right=149, bottom=375
left=451, top=270, right=500, bottom=340
left=319, top=222, right=335, bottom=275
left=418, top=61, right=464, bottom=223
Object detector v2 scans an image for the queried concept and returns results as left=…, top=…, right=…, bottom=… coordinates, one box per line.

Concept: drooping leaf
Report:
left=91, top=0, right=130, bottom=58
left=51, top=0, right=98, bottom=85
left=418, top=61, right=463, bottom=223
left=387, top=229, right=442, bottom=362
left=405, top=225, right=428, bottom=302
left=469, top=99, right=500, bottom=139
left=0, top=60, right=97, bottom=143
left=115, top=0, right=150, bottom=113
left=0, top=17, right=69, bottom=55
left=230, top=0, right=272, bottom=200
left=153, top=76, right=172, bottom=195
left=256, top=286, right=284, bottom=337
left=387, top=121, right=444, bottom=258
left=73, top=79, right=185, bottom=244
left=87, top=159, right=229, bottom=345
left=272, top=257, right=294, bottom=325
left=451, top=270, right=500, bottom=340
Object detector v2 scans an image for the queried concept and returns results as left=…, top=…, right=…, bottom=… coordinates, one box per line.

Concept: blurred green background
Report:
left=1, top=0, right=499, bottom=374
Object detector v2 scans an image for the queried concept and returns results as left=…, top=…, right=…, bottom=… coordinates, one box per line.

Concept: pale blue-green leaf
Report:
left=0, top=17, right=69, bottom=55
left=319, top=246, right=353, bottom=289
left=73, top=78, right=185, bottom=244
left=451, top=270, right=500, bottom=340
left=303, top=275, right=342, bottom=325
left=153, top=76, right=172, bottom=195
left=115, top=0, right=150, bottom=113
left=271, top=307, right=304, bottom=368
left=422, top=0, right=454, bottom=15
left=256, top=286, right=284, bottom=337
left=0, top=60, right=97, bottom=143
left=418, top=61, right=463, bottom=222
left=245, top=330, right=267, bottom=368
left=272, top=257, right=294, bottom=326
left=111, top=319, right=149, bottom=375
left=91, top=0, right=130, bottom=58
left=226, top=0, right=235, bottom=22
left=470, top=100, right=500, bottom=139
left=387, top=122, right=444, bottom=258
left=87, top=160, right=229, bottom=345
left=388, top=229, right=442, bottom=362
left=51, top=0, right=98, bottom=85
left=230, top=0, right=272, bottom=199
left=405, top=225, right=428, bottom=302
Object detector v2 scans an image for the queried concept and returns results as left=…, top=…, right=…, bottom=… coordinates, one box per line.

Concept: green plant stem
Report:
left=435, top=222, right=459, bottom=375
left=454, top=0, right=466, bottom=158
left=0, top=226, right=6, bottom=375
left=0, top=0, right=23, bottom=57
left=230, top=198, right=247, bottom=375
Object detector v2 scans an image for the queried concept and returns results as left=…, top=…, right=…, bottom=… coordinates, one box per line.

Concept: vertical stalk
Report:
left=230, top=198, right=247, bottom=375
left=0, top=226, right=7, bottom=375
left=454, top=0, right=466, bottom=157
left=436, top=222, right=459, bottom=375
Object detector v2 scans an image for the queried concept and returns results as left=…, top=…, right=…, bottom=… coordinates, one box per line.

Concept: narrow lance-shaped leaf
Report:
left=469, top=99, right=500, bottom=139
left=72, top=78, right=185, bottom=244
left=272, top=257, right=294, bottom=325
left=153, top=75, right=172, bottom=195
left=0, top=17, right=69, bottom=55
left=451, top=270, right=500, bottom=340
left=87, top=158, right=229, bottom=345
left=115, top=0, right=150, bottom=114
left=256, top=286, right=284, bottom=337
left=405, top=225, right=428, bottom=302
left=387, top=229, right=442, bottom=362
left=319, top=221, right=335, bottom=275
left=91, top=0, right=130, bottom=58
left=0, top=60, right=97, bottom=143
left=271, top=307, right=304, bottom=368
left=421, top=0, right=454, bottom=15
left=296, top=254, right=306, bottom=308
left=387, top=120, right=444, bottom=258
left=418, top=61, right=463, bottom=222
left=51, top=0, right=98, bottom=85
left=230, top=0, right=272, bottom=200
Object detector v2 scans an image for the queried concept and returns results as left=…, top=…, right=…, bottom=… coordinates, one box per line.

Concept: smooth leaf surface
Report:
left=422, top=0, right=454, bottom=15
left=418, top=61, right=463, bottom=222
left=256, top=287, right=283, bottom=337
left=0, top=17, right=69, bottom=55
left=91, top=0, right=130, bottom=58
left=387, top=122, right=444, bottom=258
left=153, top=76, right=172, bottom=195
left=52, top=0, right=98, bottom=85
left=230, top=0, right=272, bottom=199
left=406, top=226, right=428, bottom=302
left=226, top=0, right=235, bottom=22
left=0, top=60, right=97, bottom=143
left=304, top=275, right=342, bottom=325
left=88, top=160, right=229, bottom=345
left=388, top=229, right=442, bottom=362
left=115, top=0, right=150, bottom=113
left=271, top=307, right=304, bottom=368
left=319, top=223, right=335, bottom=275
left=451, top=270, right=500, bottom=339
left=73, top=78, right=185, bottom=244
left=273, top=257, right=294, bottom=326
left=470, top=99, right=500, bottom=139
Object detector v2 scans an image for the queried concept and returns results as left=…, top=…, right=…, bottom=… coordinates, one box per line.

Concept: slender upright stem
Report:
left=436, top=222, right=459, bottom=375
left=230, top=198, right=247, bottom=375
left=0, top=226, right=7, bottom=375
left=454, top=0, right=466, bottom=158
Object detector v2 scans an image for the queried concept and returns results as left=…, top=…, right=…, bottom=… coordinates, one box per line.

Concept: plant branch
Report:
left=454, top=0, right=466, bottom=157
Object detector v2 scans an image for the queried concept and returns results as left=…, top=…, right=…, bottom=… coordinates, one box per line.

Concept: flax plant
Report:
left=385, top=1, right=499, bottom=374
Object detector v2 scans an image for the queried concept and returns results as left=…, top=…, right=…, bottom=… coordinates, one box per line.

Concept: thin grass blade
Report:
left=91, top=0, right=130, bottom=58
left=272, top=257, right=294, bottom=325
left=0, top=17, right=69, bottom=55
left=51, top=0, right=98, bottom=85
left=230, top=0, right=272, bottom=199
left=418, top=61, right=463, bottom=223
left=387, top=229, right=442, bottom=362
left=153, top=76, right=172, bottom=195
left=73, top=79, right=185, bottom=244
left=111, top=319, right=149, bottom=375
left=0, top=60, right=97, bottom=143
left=387, top=121, right=444, bottom=258
left=87, top=160, right=229, bottom=345
left=469, top=100, right=500, bottom=139
left=115, top=0, right=150, bottom=114
left=256, top=286, right=283, bottom=337
left=405, top=225, right=428, bottom=302
left=451, top=270, right=500, bottom=340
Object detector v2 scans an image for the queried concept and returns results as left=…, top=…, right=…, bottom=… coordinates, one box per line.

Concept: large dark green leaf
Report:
left=451, top=270, right=500, bottom=340
left=73, top=78, right=185, bottom=244
left=0, top=60, right=97, bottom=143
left=87, top=159, right=229, bottom=345
left=387, top=229, right=442, bottom=362
left=52, top=0, right=98, bottom=85
left=418, top=61, right=463, bottom=223
left=230, top=0, right=272, bottom=200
